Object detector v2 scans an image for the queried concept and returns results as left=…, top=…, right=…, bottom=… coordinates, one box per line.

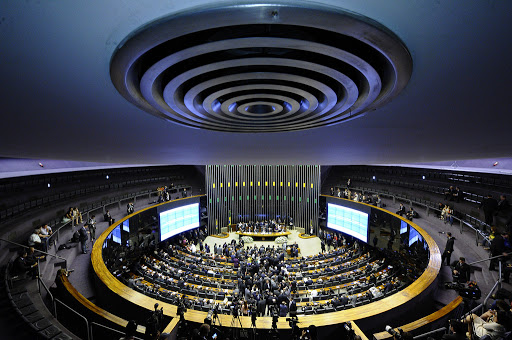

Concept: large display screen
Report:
left=327, top=203, right=369, bottom=243
left=409, top=228, right=423, bottom=247
left=400, top=220, right=408, bottom=234
left=159, top=203, right=199, bottom=241
left=122, top=219, right=129, bottom=232
left=112, top=226, right=121, bottom=244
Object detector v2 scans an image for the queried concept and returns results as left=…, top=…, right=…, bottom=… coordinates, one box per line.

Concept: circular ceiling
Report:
left=110, top=2, right=412, bottom=133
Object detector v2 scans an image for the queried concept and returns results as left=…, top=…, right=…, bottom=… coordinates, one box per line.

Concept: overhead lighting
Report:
left=422, top=176, right=425, bottom=180
left=106, top=175, right=109, bottom=179
left=47, top=183, right=51, bottom=188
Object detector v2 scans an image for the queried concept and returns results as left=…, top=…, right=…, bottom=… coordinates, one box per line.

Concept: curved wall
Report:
left=91, top=195, right=441, bottom=332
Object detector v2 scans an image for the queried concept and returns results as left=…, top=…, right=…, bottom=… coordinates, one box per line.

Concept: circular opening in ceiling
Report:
left=246, top=104, right=275, bottom=114
left=110, top=2, right=412, bottom=133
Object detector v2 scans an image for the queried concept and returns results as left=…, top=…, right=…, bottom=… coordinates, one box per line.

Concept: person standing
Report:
left=441, top=232, right=455, bottom=266
left=480, top=194, right=498, bottom=230
left=79, top=224, right=89, bottom=254
left=489, top=232, right=508, bottom=271
left=87, top=215, right=97, bottom=241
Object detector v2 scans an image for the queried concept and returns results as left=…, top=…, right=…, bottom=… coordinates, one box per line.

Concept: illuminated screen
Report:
left=159, top=203, right=199, bottom=241
left=409, top=228, right=423, bottom=246
left=327, top=203, right=369, bottom=243
left=400, top=221, right=408, bottom=234
left=122, top=219, right=129, bottom=232
left=112, top=226, right=121, bottom=244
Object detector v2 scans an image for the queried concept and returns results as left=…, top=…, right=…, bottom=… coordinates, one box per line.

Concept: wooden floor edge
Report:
left=372, top=295, right=463, bottom=339
left=59, top=271, right=147, bottom=334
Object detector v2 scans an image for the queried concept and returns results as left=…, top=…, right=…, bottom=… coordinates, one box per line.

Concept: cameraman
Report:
left=145, top=303, right=163, bottom=340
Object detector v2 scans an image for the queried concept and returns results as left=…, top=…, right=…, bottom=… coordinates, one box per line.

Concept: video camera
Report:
left=176, top=297, right=187, bottom=319
left=385, top=326, right=404, bottom=339
left=286, top=316, right=299, bottom=328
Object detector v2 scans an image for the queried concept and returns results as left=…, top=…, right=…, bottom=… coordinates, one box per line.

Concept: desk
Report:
left=236, top=231, right=291, bottom=241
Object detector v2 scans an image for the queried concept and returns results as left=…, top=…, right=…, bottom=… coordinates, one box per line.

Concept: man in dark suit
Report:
left=257, top=295, right=266, bottom=317
left=489, top=232, right=508, bottom=271
left=452, top=257, right=470, bottom=283
left=279, top=301, right=288, bottom=317
left=479, top=194, right=498, bottom=229
left=441, top=232, right=455, bottom=266
left=396, top=204, right=406, bottom=216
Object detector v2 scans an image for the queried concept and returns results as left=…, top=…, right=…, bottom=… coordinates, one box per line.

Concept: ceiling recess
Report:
left=110, top=2, right=412, bottom=133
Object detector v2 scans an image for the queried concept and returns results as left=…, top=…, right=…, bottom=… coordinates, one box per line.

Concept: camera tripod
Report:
left=230, top=312, right=248, bottom=339
left=212, top=310, right=222, bottom=327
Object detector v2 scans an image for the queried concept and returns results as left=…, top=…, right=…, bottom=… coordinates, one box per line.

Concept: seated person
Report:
left=452, top=257, right=471, bottom=283
left=28, top=228, right=44, bottom=251
left=396, top=204, right=406, bottom=216
left=63, top=207, right=73, bottom=222
left=39, top=224, right=52, bottom=250
left=406, top=207, right=416, bottom=221
left=72, top=207, right=83, bottom=224
left=462, top=309, right=510, bottom=340
left=442, top=319, right=467, bottom=340
left=104, top=210, right=115, bottom=225
left=12, top=249, right=38, bottom=278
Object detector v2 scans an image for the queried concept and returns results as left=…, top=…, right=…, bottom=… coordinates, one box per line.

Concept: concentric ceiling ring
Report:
left=110, top=2, right=412, bottom=133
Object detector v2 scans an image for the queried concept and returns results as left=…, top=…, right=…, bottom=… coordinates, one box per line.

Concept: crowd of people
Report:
left=236, top=219, right=288, bottom=233
left=116, top=226, right=414, bottom=326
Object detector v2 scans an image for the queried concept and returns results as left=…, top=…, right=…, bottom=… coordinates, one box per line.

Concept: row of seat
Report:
left=5, top=268, right=72, bottom=339
left=0, top=176, right=182, bottom=223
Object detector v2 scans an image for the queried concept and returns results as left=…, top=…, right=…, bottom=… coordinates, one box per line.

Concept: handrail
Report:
left=372, top=296, right=463, bottom=340
left=483, top=278, right=501, bottom=313
left=59, top=271, right=147, bottom=334
left=90, top=322, right=144, bottom=340
left=37, top=276, right=55, bottom=315
left=467, top=253, right=509, bottom=266
left=0, top=238, right=67, bottom=269
left=54, top=298, right=90, bottom=340
left=348, top=187, right=491, bottom=245
left=46, top=189, right=160, bottom=247
left=413, top=327, right=447, bottom=340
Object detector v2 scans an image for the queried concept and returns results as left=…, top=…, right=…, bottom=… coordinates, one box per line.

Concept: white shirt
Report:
left=28, top=233, right=41, bottom=246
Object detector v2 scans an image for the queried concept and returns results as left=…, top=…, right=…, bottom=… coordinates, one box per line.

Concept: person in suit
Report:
left=479, top=194, right=498, bottom=229
left=78, top=224, right=89, bottom=254
left=279, top=301, right=288, bottom=317
left=489, top=232, right=509, bottom=271
left=441, top=232, right=455, bottom=266
left=396, top=204, right=406, bottom=216
left=452, top=257, right=470, bottom=283
left=104, top=210, right=115, bottom=225
left=257, top=295, right=266, bottom=317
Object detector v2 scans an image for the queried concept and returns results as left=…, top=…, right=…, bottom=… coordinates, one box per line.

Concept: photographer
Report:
left=145, top=303, right=163, bottom=340
left=442, top=319, right=467, bottom=340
